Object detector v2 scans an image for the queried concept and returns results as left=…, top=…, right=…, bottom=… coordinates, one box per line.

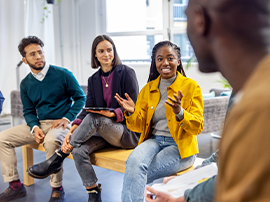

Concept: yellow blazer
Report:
left=125, top=72, right=204, bottom=158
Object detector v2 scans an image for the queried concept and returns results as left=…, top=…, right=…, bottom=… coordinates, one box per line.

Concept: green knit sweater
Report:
left=20, top=65, right=86, bottom=131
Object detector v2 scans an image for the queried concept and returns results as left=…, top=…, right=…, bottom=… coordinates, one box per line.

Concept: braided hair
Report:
left=147, top=41, right=186, bottom=82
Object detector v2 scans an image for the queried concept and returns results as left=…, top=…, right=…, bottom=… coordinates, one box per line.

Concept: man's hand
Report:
left=163, top=176, right=177, bottom=184
left=61, top=124, right=78, bottom=153
left=165, top=90, right=183, bottom=114
left=50, top=118, right=69, bottom=130
left=145, top=186, right=185, bottom=202
left=34, top=127, right=45, bottom=144
left=86, top=110, right=115, bottom=118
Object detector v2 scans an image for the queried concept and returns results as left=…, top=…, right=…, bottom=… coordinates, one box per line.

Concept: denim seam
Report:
left=147, top=157, right=180, bottom=176
left=83, top=177, right=98, bottom=187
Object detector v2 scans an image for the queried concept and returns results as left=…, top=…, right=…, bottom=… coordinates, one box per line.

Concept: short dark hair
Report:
left=18, top=36, right=44, bottom=57
left=91, top=35, right=122, bottom=69
left=147, top=41, right=186, bottom=82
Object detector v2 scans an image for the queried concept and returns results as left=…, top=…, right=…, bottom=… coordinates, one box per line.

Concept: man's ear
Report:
left=193, top=5, right=209, bottom=36
left=22, top=57, right=27, bottom=64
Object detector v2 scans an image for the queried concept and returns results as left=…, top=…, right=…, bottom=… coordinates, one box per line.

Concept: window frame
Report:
left=99, top=0, right=193, bottom=63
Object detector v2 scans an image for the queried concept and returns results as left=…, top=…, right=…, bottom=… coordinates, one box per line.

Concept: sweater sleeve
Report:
left=62, top=70, right=86, bottom=121
left=114, top=108, right=124, bottom=122
left=20, top=82, right=40, bottom=131
left=184, top=175, right=216, bottom=202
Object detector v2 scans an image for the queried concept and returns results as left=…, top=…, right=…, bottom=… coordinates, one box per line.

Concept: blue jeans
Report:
left=121, top=135, right=196, bottom=202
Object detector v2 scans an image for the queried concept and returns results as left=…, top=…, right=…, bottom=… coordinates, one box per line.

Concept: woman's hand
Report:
left=61, top=124, right=78, bottom=153
left=114, top=93, right=135, bottom=113
left=86, top=110, right=115, bottom=118
left=165, top=90, right=183, bottom=114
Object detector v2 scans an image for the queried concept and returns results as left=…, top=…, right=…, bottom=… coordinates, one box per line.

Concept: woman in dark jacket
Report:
left=27, top=35, right=139, bottom=202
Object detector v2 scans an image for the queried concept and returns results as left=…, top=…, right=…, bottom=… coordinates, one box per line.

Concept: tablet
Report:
left=83, top=107, right=115, bottom=112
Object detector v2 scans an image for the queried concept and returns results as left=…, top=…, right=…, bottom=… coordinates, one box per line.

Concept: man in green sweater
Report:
left=0, top=36, right=86, bottom=202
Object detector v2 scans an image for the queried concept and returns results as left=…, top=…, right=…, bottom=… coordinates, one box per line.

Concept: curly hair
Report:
left=18, top=36, right=44, bottom=57
left=147, top=41, right=186, bottom=82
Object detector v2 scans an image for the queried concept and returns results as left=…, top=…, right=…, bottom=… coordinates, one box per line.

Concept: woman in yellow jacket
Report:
left=115, top=41, right=204, bottom=201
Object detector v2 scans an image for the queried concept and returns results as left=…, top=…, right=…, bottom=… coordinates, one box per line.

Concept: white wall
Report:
left=53, top=0, right=101, bottom=86
left=0, top=0, right=56, bottom=115
left=0, top=0, right=25, bottom=115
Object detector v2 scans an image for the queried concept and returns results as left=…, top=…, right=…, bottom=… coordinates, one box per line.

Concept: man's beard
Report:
left=26, top=59, right=46, bottom=71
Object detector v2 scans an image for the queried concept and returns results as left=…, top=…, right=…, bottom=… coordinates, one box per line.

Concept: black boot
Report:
left=27, top=149, right=69, bottom=179
left=87, top=184, right=102, bottom=202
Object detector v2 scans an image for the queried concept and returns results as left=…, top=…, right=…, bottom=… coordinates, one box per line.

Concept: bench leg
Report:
left=22, top=146, right=35, bottom=186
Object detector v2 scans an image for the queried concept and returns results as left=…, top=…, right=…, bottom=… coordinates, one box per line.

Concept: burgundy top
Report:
left=72, top=67, right=124, bottom=126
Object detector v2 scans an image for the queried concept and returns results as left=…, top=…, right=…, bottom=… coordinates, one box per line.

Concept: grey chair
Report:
left=202, top=89, right=231, bottom=152
left=10, top=90, right=25, bottom=126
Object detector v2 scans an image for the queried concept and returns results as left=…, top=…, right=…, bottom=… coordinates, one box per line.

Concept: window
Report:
left=101, top=0, right=194, bottom=63
left=173, top=34, right=194, bottom=61
left=111, top=35, right=163, bottom=62
left=106, top=0, right=163, bottom=32
left=171, top=0, right=194, bottom=62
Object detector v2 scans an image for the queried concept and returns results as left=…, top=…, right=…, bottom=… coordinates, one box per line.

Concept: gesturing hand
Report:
left=114, top=93, right=135, bottom=113
left=34, top=127, right=45, bottom=144
left=165, top=90, right=183, bottom=114
left=50, top=118, right=69, bottom=130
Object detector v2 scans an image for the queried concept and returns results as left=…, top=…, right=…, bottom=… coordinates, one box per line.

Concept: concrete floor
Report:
left=0, top=115, right=219, bottom=202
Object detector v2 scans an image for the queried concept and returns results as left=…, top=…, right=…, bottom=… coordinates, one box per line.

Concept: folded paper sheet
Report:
left=151, top=163, right=218, bottom=198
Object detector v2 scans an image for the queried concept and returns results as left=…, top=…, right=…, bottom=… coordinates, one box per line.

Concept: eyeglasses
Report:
left=26, top=51, right=44, bottom=59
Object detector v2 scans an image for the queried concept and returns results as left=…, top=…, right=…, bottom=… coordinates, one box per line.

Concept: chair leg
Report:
left=22, top=146, right=35, bottom=186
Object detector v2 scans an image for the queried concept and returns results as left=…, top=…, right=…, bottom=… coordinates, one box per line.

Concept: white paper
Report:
left=151, top=163, right=218, bottom=198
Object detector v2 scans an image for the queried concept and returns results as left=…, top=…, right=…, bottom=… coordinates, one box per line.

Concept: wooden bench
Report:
left=11, top=89, right=229, bottom=186
left=22, top=144, right=196, bottom=186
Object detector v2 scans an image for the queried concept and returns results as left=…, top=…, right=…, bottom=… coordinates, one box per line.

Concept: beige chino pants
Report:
left=0, top=120, right=70, bottom=187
